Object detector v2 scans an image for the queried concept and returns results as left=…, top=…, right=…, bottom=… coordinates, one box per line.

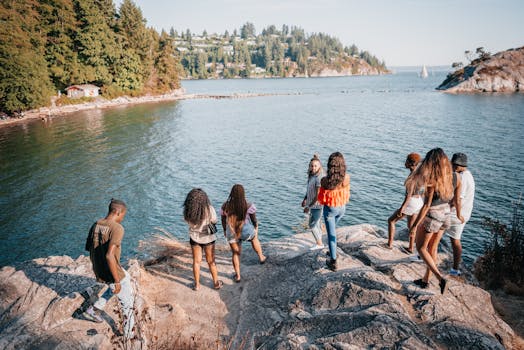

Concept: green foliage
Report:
left=175, top=23, right=387, bottom=79
left=0, top=0, right=181, bottom=115
left=474, top=202, right=524, bottom=295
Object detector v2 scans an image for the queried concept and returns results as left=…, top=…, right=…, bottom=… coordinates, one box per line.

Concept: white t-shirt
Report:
left=459, top=170, right=475, bottom=222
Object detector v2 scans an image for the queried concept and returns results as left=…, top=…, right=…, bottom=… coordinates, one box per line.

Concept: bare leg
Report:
left=423, top=229, right=445, bottom=282
left=229, top=242, right=242, bottom=281
left=450, top=238, right=462, bottom=270
left=407, top=214, right=419, bottom=251
left=387, top=210, right=404, bottom=248
left=191, top=244, right=203, bottom=289
left=204, top=243, right=219, bottom=286
left=416, top=225, right=444, bottom=283
left=250, top=233, right=266, bottom=263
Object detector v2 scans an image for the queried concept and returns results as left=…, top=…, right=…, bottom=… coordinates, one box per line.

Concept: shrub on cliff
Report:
left=474, top=201, right=524, bottom=295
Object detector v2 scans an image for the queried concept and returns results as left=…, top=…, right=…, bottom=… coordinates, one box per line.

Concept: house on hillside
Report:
left=65, top=84, right=100, bottom=98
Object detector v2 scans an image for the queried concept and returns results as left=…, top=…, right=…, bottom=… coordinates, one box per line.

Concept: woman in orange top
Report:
left=318, top=152, right=350, bottom=271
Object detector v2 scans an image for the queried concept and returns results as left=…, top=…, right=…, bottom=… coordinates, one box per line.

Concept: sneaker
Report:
left=409, top=254, right=422, bottom=262
left=82, top=306, right=103, bottom=323
left=309, top=244, right=325, bottom=251
left=326, top=259, right=337, bottom=271
left=413, top=278, right=429, bottom=288
left=449, top=268, right=462, bottom=276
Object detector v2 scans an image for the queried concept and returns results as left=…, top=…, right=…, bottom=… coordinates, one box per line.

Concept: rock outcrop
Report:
left=0, top=225, right=519, bottom=349
left=437, top=46, right=524, bottom=93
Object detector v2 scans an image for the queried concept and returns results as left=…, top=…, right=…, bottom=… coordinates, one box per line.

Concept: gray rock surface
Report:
left=437, top=46, right=524, bottom=93
left=0, top=225, right=517, bottom=349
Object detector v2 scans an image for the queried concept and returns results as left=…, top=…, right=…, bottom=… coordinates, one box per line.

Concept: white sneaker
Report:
left=309, top=244, right=325, bottom=251
left=82, top=306, right=103, bottom=323
left=409, top=254, right=422, bottom=262
left=449, top=268, right=462, bottom=276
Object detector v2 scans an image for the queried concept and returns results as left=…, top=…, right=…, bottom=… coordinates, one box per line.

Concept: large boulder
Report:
left=0, top=225, right=518, bottom=349
left=437, top=46, right=524, bottom=93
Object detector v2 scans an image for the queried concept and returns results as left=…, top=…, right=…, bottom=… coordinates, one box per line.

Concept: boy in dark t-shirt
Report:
left=83, top=199, right=135, bottom=339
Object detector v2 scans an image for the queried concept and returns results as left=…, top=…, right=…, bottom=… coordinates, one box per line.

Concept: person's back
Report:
left=86, top=218, right=125, bottom=283
left=459, top=169, right=475, bottom=222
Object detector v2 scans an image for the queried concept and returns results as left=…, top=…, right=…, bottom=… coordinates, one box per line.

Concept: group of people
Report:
left=81, top=148, right=474, bottom=339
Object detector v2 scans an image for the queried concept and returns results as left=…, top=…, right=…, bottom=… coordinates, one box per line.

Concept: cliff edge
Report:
left=0, top=225, right=519, bottom=349
left=436, top=46, right=524, bottom=93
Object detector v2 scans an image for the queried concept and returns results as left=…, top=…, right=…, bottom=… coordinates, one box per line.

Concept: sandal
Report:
left=191, top=283, right=200, bottom=291
left=413, top=278, right=429, bottom=288
left=214, top=280, right=223, bottom=290
left=381, top=243, right=393, bottom=250
left=259, top=256, right=267, bottom=265
left=401, top=246, right=414, bottom=254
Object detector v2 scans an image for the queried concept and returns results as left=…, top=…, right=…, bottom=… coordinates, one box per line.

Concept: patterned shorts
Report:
left=423, top=203, right=451, bottom=233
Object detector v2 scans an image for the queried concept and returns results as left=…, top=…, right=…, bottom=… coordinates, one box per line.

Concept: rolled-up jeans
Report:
left=94, top=270, right=135, bottom=339
left=309, top=208, right=323, bottom=243
left=323, top=205, right=346, bottom=260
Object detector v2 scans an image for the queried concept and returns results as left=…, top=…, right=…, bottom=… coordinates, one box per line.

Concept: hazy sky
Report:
left=116, top=0, right=524, bottom=67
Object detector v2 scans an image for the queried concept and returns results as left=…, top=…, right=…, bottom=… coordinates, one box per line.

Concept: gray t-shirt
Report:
left=306, top=171, right=324, bottom=210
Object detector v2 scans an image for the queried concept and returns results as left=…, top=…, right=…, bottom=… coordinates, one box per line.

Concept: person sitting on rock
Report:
left=301, top=154, right=326, bottom=250
left=183, top=188, right=223, bottom=291
left=408, top=148, right=464, bottom=294
left=83, top=199, right=136, bottom=339
left=386, top=152, right=423, bottom=253
left=221, top=184, right=266, bottom=283
left=317, top=152, right=350, bottom=272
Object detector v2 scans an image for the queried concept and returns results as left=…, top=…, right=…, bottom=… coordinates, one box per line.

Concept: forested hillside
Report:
left=171, top=23, right=388, bottom=79
left=0, top=0, right=181, bottom=115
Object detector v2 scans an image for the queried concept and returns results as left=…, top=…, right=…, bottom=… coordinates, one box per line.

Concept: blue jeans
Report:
left=323, top=205, right=346, bottom=260
left=309, top=208, right=323, bottom=243
left=94, top=270, right=135, bottom=339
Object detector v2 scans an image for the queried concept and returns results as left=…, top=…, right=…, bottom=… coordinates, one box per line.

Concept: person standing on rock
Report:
left=408, top=148, right=464, bottom=294
left=318, top=152, right=350, bottom=271
left=446, top=153, right=475, bottom=276
left=83, top=199, right=136, bottom=339
left=386, top=152, right=423, bottom=253
left=221, top=184, right=266, bottom=283
left=183, top=188, right=223, bottom=291
left=301, top=154, right=326, bottom=250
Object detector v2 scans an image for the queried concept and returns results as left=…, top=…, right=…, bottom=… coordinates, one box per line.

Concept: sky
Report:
left=115, top=0, right=524, bottom=67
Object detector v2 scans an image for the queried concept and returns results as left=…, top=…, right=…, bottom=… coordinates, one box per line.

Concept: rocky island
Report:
left=437, top=46, right=524, bottom=93
left=0, top=225, right=520, bottom=349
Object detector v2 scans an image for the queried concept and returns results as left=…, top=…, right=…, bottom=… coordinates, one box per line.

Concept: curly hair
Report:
left=407, top=148, right=453, bottom=201
left=223, top=184, right=248, bottom=237
left=183, top=188, right=211, bottom=226
left=308, top=153, right=323, bottom=177
left=321, top=152, right=346, bottom=190
left=405, top=152, right=421, bottom=167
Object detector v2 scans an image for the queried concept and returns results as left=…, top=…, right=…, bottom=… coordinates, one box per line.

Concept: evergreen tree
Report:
left=0, top=0, right=54, bottom=114
left=155, top=32, right=181, bottom=91
left=240, top=22, right=255, bottom=39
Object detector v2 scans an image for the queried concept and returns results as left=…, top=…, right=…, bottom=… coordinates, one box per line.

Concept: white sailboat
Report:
left=420, top=65, right=428, bottom=78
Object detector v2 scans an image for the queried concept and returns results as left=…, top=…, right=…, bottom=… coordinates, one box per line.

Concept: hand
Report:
left=458, top=215, right=465, bottom=224
left=301, top=199, right=306, bottom=208
left=112, top=282, right=121, bottom=294
left=303, top=207, right=310, bottom=214
left=396, top=210, right=403, bottom=218
left=409, top=226, right=417, bottom=238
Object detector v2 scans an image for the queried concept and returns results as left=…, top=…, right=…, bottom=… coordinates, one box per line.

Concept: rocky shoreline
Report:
left=437, top=46, right=524, bottom=93
left=0, top=89, right=301, bottom=129
left=0, top=224, right=521, bottom=349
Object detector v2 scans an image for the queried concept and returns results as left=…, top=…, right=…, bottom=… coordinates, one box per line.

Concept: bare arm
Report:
left=249, top=213, right=258, bottom=229
left=105, top=244, right=122, bottom=294
left=410, top=185, right=434, bottom=235
left=453, top=176, right=464, bottom=223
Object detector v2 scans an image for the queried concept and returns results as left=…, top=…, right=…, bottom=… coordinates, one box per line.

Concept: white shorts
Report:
left=402, top=196, right=423, bottom=216
left=447, top=210, right=466, bottom=239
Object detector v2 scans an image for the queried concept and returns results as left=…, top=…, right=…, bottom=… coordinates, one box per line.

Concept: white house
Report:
left=65, top=84, right=100, bottom=98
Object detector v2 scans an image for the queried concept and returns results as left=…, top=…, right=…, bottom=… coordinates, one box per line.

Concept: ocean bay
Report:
left=1, top=71, right=523, bottom=266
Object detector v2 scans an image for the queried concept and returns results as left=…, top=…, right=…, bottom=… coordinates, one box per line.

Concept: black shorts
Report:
left=190, top=238, right=216, bottom=248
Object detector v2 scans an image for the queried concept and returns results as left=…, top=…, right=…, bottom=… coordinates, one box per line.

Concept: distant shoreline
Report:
left=0, top=89, right=301, bottom=129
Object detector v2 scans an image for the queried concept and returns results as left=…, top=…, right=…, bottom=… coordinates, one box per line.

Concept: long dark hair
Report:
left=183, top=188, right=211, bottom=226
left=321, top=152, right=346, bottom=190
left=223, top=184, right=248, bottom=237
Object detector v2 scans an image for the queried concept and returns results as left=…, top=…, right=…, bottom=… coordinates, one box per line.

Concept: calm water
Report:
left=1, top=72, right=523, bottom=267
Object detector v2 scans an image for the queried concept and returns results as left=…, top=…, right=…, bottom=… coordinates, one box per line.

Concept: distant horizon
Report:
left=115, top=0, right=524, bottom=67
